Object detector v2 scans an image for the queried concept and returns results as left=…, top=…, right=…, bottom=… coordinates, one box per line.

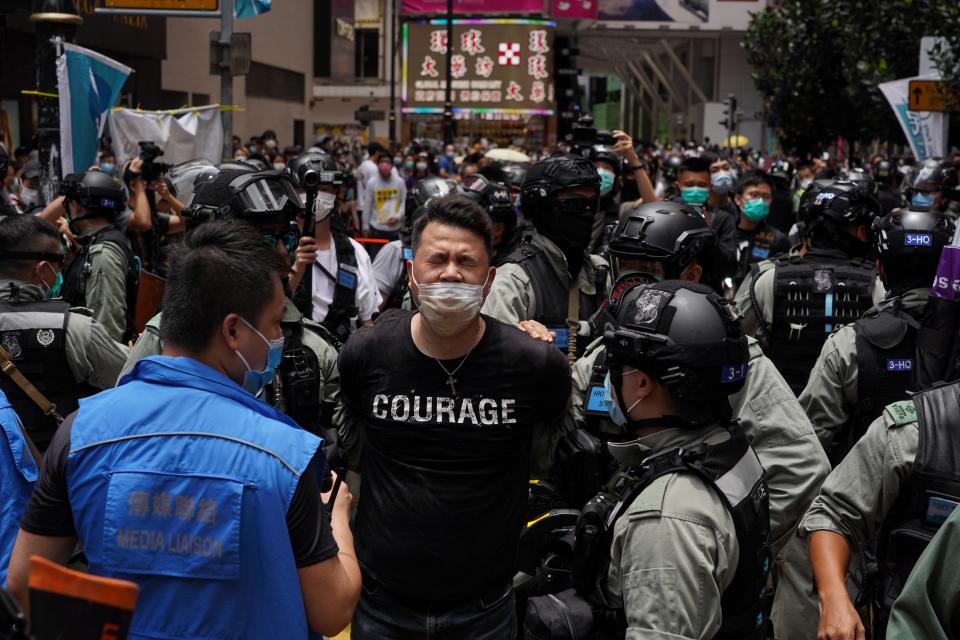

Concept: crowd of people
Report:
left=0, top=126, right=959, bottom=640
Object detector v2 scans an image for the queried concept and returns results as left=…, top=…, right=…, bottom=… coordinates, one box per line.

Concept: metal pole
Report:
left=388, top=0, right=397, bottom=143
left=442, top=0, right=453, bottom=145
left=31, top=1, right=82, bottom=206
left=220, top=0, right=235, bottom=161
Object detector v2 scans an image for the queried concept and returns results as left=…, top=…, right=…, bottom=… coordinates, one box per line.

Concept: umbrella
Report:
left=915, top=224, right=960, bottom=388
left=485, top=148, right=531, bottom=163
left=721, top=134, right=750, bottom=148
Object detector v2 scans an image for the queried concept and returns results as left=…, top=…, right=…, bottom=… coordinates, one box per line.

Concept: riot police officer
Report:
left=801, top=380, right=960, bottom=639
left=372, top=176, right=459, bottom=310
left=565, top=279, right=770, bottom=638
left=800, top=207, right=954, bottom=466
left=0, top=216, right=128, bottom=453
left=735, top=180, right=885, bottom=394
left=121, top=169, right=340, bottom=436
left=460, top=172, right=520, bottom=265
left=565, top=201, right=828, bottom=640
left=903, top=157, right=958, bottom=212
left=58, top=170, right=138, bottom=343
left=482, top=153, right=608, bottom=361
left=287, top=151, right=381, bottom=342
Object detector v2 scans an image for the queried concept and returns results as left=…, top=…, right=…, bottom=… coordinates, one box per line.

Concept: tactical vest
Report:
left=385, top=245, right=414, bottom=311
left=0, top=296, right=97, bottom=453
left=504, top=237, right=604, bottom=359
left=584, top=427, right=771, bottom=640
left=836, top=301, right=920, bottom=465
left=60, top=225, right=140, bottom=342
left=265, top=316, right=336, bottom=434
left=765, top=253, right=875, bottom=395
left=66, top=356, right=322, bottom=640
left=874, top=384, right=960, bottom=634
left=293, top=232, right=359, bottom=343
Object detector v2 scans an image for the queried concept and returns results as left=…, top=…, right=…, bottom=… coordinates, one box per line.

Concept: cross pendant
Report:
left=445, top=375, right=458, bottom=396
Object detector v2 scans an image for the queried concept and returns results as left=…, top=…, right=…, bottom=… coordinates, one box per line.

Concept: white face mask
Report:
left=313, top=191, right=337, bottom=221
left=272, top=162, right=286, bottom=171
left=19, top=186, right=38, bottom=207
left=412, top=272, right=489, bottom=337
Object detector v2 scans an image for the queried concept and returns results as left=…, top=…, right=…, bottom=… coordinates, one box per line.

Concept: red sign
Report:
left=402, top=0, right=544, bottom=14
left=551, top=0, right=598, bottom=20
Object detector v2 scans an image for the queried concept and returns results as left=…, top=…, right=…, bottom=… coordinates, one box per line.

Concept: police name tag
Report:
left=905, top=233, right=932, bottom=247
left=926, top=496, right=960, bottom=526
left=551, top=327, right=569, bottom=350
left=886, top=358, right=913, bottom=372
left=721, top=364, right=748, bottom=384
left=102, top=471, right=243, bottom=580
left=585, top=385, right=608, bottom=415
left=338, top=265, right=358, bottom=289
left=403, top=247, right=413, bottom=261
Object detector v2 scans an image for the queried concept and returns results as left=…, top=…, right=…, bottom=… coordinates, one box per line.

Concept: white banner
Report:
left=878, top=75, right=947, bottom=161
left=107, top=105, right=224, bottom=169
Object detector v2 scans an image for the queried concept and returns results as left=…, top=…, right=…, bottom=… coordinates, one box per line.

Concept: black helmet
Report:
left=242, top=154, right=270, bottom=172
left=405, top=176, right=460, bottom=220
left=800, top=180, right=879, bottom=228
left=608, top=201, right=717, bottom=281
left=591, top=145, right=621, bottom=177
left=502, top=163, right=528, bottom=190
left=187, top=169, right=302, bottom=224
left=166, top=160, right=220, bottom=207
left=661, top=154, right=684, bottom=184
left=603, top=278, right=749, bottom=425
left=519, top=152, right=600, bottom=219
left=460, top=173, right=516, bottom=233
left=905, top=158, right=959, bottom=200
left=287, top=151, right=343, bottom=190
left=61, top=170, right=125, bottom=217
left=873, top=207, right=956, bottom=292
left=840, top=167, right=877, bottom=196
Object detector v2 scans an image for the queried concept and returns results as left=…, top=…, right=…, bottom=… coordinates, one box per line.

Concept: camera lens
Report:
left=301, top=169, right=320, bottom=188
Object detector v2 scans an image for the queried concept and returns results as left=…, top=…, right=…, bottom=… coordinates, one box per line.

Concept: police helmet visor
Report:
left=231, top=172, right=303, bottom=216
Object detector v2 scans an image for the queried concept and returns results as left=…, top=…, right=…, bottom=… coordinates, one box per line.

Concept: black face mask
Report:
left=539, top=195, right=597, bottom=278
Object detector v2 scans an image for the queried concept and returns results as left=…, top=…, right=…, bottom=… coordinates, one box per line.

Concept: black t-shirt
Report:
left=338, top=311, right=570, bottom=602
left=734, top=222, right=792, bottom=285
left=21, top=415, right=337, bottom=568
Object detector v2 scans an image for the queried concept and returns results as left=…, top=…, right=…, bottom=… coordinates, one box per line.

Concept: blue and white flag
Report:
left=56, top=43, right=132, bottom=175
left=878, top=75, right=947, bottom=162
left=235, top=0, right=271, bottom=19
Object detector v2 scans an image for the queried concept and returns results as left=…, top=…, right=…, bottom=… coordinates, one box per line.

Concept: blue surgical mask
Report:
left=100, top=162, right=115, bottom=175
left=741, top=198, right=770, bottom=222
left=711, top=171, right=734, bottom=193
left=234, top=316, right=284, bottom=396
left=680, top=186, right=709, bottom=205
left=598, top=168, right=615, bottom=196
left=603, top=370, right=641, bottom=427
left=911, top=192, right=935, bottom=209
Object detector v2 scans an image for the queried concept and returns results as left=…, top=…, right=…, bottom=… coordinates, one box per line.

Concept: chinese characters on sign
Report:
left=404, top=21, right=555, bottom=113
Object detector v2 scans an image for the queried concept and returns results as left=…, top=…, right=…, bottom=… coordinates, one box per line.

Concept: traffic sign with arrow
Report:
left=908, top=79, right=955, bottom=112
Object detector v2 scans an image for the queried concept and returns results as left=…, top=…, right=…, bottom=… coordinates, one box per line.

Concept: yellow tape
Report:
left=526, top=512, right=551, bottom=529
left=21, top=90, right=59, bottom=98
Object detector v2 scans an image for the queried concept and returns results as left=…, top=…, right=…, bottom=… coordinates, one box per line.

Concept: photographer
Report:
left=59, top=170, right=138, bottom=343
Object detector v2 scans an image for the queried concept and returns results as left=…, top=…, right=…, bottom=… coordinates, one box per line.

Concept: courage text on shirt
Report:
left=371, top=394, right=518, bottom=427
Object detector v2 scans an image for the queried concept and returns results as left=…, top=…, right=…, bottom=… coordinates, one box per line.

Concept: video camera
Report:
left=137, top=141, right=173, bottom=182
left=570, top=114, right=614, bottom=156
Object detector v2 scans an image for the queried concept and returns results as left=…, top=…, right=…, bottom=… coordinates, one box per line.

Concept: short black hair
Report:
left=0, top=215, right=62, bottom=279
left=678, top=156, right=711, bottom=178
left=411, top=194, right=493, bottom=259
left=160, top=221, right=289, bottom=352
left=734, top=169, right=775, bottom=196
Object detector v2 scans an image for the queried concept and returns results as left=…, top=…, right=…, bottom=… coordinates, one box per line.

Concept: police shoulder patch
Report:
left=884, top=399, right=917, bottom=427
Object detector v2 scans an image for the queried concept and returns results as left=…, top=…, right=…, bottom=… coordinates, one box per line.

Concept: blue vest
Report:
left=67, top=356, right=323, bottom=639
left=0, top=390, right=37, bottom=587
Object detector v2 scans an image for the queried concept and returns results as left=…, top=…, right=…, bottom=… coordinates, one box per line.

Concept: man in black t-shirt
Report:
left=731, top=170, right=792, bottom=287
left=339, top=194, right=570, bottom=639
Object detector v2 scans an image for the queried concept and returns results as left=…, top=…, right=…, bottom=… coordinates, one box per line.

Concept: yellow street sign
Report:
left=908, top=80, right=952, bottom=112
left=104, top=0, right=219, bottom=10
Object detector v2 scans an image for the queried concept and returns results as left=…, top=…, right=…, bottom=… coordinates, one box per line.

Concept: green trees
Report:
left=743, top=0, right=960, bottom=155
